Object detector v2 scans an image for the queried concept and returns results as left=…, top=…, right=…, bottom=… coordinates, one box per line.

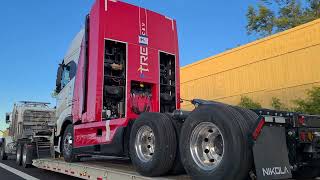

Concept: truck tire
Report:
left=130, top=113, right=177, bottom=177
left=167, top=115, right=185, bottom=175
left=62, top=124, right=77, bottom=162
left=179, top=104, right=253, bottom=180
left=22, top=143, right=35, bottom=168
left=0, top=144, right=7, bottom=160
left=16, top=143, right=23, bottom=166
left=233, top=106, right=258, bottom=125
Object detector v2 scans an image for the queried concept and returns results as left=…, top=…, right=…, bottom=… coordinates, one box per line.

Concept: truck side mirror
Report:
left=5, top=113, right=10, bottom=124
left=55, top=64, right=63, bottom=94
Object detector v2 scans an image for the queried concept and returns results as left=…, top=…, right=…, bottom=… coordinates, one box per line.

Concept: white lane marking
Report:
left=0, top=163, right=40, bottom=180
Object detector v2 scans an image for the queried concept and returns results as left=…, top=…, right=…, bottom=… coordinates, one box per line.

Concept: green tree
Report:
left=271, top=97, right=289, bottom=111
left=293, top=87, right=320, bottom=114
left=238, top=96, right=262, bottom=109
left=246, top=0, right=320, bottom=37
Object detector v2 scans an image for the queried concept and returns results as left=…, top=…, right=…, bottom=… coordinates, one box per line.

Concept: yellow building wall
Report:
left=181, top=19, right=320, bottom=110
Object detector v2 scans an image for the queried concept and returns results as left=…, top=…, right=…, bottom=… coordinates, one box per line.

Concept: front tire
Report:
left=62, top=124, right=77, bottom=162
left=130, top=113, right=177, bottom=177
left=16, top=143, right=23, bottom=166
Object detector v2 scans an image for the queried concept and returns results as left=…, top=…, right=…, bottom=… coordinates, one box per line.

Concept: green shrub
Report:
left=238, top=96, right=262, bottom=109
left=271, top=97, right=288, bottom=111
left=293, top=87, right=320, bottom=115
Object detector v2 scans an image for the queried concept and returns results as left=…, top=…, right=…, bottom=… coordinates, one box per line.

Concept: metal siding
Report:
left=181, top=19, right=320, bottom=110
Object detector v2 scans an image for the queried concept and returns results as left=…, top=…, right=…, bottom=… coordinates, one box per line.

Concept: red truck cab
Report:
left=72, top=0, right=179, bottom=149
left=54, top=0, right=180, bottom=176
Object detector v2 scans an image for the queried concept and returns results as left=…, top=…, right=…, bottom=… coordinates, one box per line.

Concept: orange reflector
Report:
left=298, top=116, right=305, bottom=125
left=307, top=132, right=314, bottom=141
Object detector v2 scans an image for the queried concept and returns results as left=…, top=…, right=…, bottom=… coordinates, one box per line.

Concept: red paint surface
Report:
left=72, top=0, right=180, bottom=148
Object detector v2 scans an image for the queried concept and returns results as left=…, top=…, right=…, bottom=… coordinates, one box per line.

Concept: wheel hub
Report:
left=190, top=122, right=225, bottom=171
left=135, top=125, right=155, bottom=162
left=22, top=147, right=27, bottom=164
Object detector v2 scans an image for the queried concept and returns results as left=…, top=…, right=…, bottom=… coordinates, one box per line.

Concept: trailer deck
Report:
left=33, top=157, right=189, bottom=180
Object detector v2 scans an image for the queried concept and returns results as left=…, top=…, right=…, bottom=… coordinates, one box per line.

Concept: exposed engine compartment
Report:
left=160, top=52, right=176, bottom=113
left=103, top=40, right=126, bottom=120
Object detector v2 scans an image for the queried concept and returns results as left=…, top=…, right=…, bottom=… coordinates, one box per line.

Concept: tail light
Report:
left=299, top=131, right=306, bottom=142
left=298, top=116, right=305, bottom=126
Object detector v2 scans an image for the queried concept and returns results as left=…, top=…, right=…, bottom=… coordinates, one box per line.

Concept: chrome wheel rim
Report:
left=22, top=146, right=27, bottom=164
left=63, top=133, right=73, bottom=156
left=135, top=125, right=155, bottom=162
left=190, top=122, right=224, bottom=171
left=16, top=146, right=21, bottom=163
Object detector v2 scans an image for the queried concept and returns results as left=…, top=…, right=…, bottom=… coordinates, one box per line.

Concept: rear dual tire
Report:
left=16, top=143, right=23, bottom=166
left=168, top=115, right=185, bottom=175
left=180, top=104, right=256, bottom=180
left=16, top=142, right=35, bottom=168
left=22, top=143, right=35, bottom=168
left=130, top=113, right=177, bottom=177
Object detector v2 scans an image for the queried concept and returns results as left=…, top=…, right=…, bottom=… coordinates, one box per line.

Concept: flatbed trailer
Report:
left=33, top=158, right=189, bottom=180
left=32, top=100, right=320, bottom=180
left=25, top=0, right=320, bottom=179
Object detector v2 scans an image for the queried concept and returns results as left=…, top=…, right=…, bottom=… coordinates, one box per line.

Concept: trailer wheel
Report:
left=62, top=124, right=77, bottom=162
left=22, top=143, right=35, bottom=168
left=0, top=144, right=7, bottom=160
left=180, top=104, right=253, bottom=180
left=16, top=143, right=23, bottom=166
left=130, top=113, right=177, bottom=177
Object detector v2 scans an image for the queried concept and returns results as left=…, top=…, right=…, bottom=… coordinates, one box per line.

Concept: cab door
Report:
left=55, top=61, right=77, bottom=135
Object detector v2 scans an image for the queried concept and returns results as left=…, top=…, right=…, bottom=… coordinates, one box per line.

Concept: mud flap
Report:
left=253, top=126, right=292, bottom=180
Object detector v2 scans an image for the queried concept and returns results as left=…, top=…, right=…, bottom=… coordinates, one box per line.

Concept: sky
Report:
left=0, top=0, right=258, bottom=131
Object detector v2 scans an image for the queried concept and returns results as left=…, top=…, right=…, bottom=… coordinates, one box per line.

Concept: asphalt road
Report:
left=0, top=156, right=80, bottom=180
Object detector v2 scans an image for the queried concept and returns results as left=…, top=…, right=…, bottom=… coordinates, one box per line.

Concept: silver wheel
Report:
left=190, top=122, right=224, bottom=171
left=63, top=133, right=73, bottom=156
left=16, top=144, right=21, bottom=164
left=22, top=146, right=27, bottom=165
left=135, top=125, right=155, bottom=162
